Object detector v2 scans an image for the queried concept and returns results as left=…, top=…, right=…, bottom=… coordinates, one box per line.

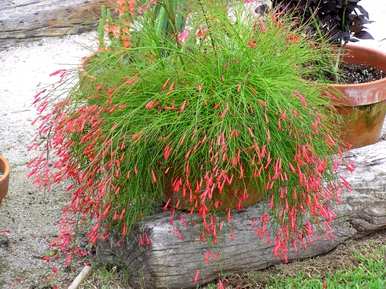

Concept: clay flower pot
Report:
left=326, top=44, right=386, bottom=148
left=164, top=175, right=264, bottom=211
left=0, top=155, right=10, bottom=204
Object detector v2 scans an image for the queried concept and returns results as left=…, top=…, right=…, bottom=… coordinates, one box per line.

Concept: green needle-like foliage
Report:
left=30, top=0, right=349, bottom=262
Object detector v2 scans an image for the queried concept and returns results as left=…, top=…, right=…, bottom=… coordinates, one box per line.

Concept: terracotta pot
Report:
left=0, top=155, right=10, bottom=204
left=164, top=173, right=264, bottom=211
left=326, top=44, right=386, bottom=148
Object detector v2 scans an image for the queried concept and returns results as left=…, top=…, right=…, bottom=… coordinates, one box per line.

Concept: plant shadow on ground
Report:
left=78, top=231, right=385, bottom=289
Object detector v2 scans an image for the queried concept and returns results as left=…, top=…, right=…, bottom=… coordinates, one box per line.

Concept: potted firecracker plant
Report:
left=273, top=0, right=386, bottom=148
left=0, top=155, right=10, bottom=204
left=29, top=0, right=352, bottom=265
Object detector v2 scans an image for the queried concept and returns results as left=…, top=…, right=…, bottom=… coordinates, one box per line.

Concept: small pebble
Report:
left=0, top=235, right=10, bottom=248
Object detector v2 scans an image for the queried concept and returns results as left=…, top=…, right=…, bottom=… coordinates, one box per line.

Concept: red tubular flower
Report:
left=167, top=81, right=176, bottom=96
left=32, top=89, right=47, bottom=104
left=287, top=33, right=301, bottom=44
left=119, top=208, right=126, bottom=221
left=172, top=177, right=182, bottom=193
left=49, top=69, right=67, bottom=77
left=293, top=90, right=307, bottom=107
left=128, top=0, right=136, bottom=15
left=193, top=270, right=201, bottom=284
left=151, top=169, right=157, bottom=184
left=121, top=223, right=128, bottom=237
left=179, top=100, right=188, bottom=112
left=340, top=176, right=352, bottom=191
left=266, top=129, right=271, bottom=143
left=220, top=103, right=229, bottom=119
left=125, top=74, right=138, bottom=85
left=304, top=221, right=314, bottom=239
left=217, top=279, right=226, bottom=289
left=177, top=29, right=190, bottom=43
left=346, top=161, right=355, bottom=173
left=122, top=36, right=131, bottom=48
left=100, top=203, right=111, bottom=220
left=138, top=232, right=152, bottom=247
left=195, top=26, right=208, bottom=40
left=271, top=13, right=284, bottom=28
left=239, top=163, right=245, bottom=179
left=317, top=159, right=327, bottom=174
left=163, top=145, right=172, bottom=161
left=247, top=39, right=257, bottom=49
left=161, top=79, right=170, bottom=91
left=145, top=100, right=158, bottom=110
left=258, top=18, right=267, bottom=33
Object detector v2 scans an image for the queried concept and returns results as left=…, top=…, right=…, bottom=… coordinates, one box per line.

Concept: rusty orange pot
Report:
left=326, top=44, right=386, bottom=148
left=164, top=172, right=264, bottom=211
left=0, top=155, right=10, bottom=204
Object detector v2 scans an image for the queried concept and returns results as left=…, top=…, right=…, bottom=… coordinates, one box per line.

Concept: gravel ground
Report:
left=0, top=1, right=385, bottom=288
left=0, top=33, right=97, bottom=289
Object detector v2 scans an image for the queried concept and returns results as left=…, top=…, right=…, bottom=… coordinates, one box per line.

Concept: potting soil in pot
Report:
left=332, top=63, right=385, bottom=84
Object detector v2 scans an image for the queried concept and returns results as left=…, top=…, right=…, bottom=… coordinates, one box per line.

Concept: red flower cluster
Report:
left=29, top=72, right=131, bottom=257
left=27, top=2, right=354, bottom=283
left=29, top=69, right=352, bottom=266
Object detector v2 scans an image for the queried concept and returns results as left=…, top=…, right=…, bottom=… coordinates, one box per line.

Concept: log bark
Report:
left=0, top=0, right=107, bottom=46
left=97, top=139, right=386, bottom=289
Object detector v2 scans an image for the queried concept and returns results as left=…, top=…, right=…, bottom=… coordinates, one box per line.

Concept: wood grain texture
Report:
left=0, top=0, right=107, bottom=41
left=97, top=139, right=386, bottom=289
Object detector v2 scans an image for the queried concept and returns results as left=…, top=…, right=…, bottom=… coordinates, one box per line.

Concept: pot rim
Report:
left=327, top=44, right=386, bottom=107
left=0, top=155, right=9, bottom=183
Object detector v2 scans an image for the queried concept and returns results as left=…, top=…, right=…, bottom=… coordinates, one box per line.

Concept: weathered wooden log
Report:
left=97, top=138, right=386, bottom=289
left=0, top=0, right=273, bottom=48
left=0, top=0, right=107, bottom=43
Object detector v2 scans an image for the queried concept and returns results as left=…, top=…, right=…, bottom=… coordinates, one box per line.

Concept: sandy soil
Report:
left=0, top=33, right=97, bottom=289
